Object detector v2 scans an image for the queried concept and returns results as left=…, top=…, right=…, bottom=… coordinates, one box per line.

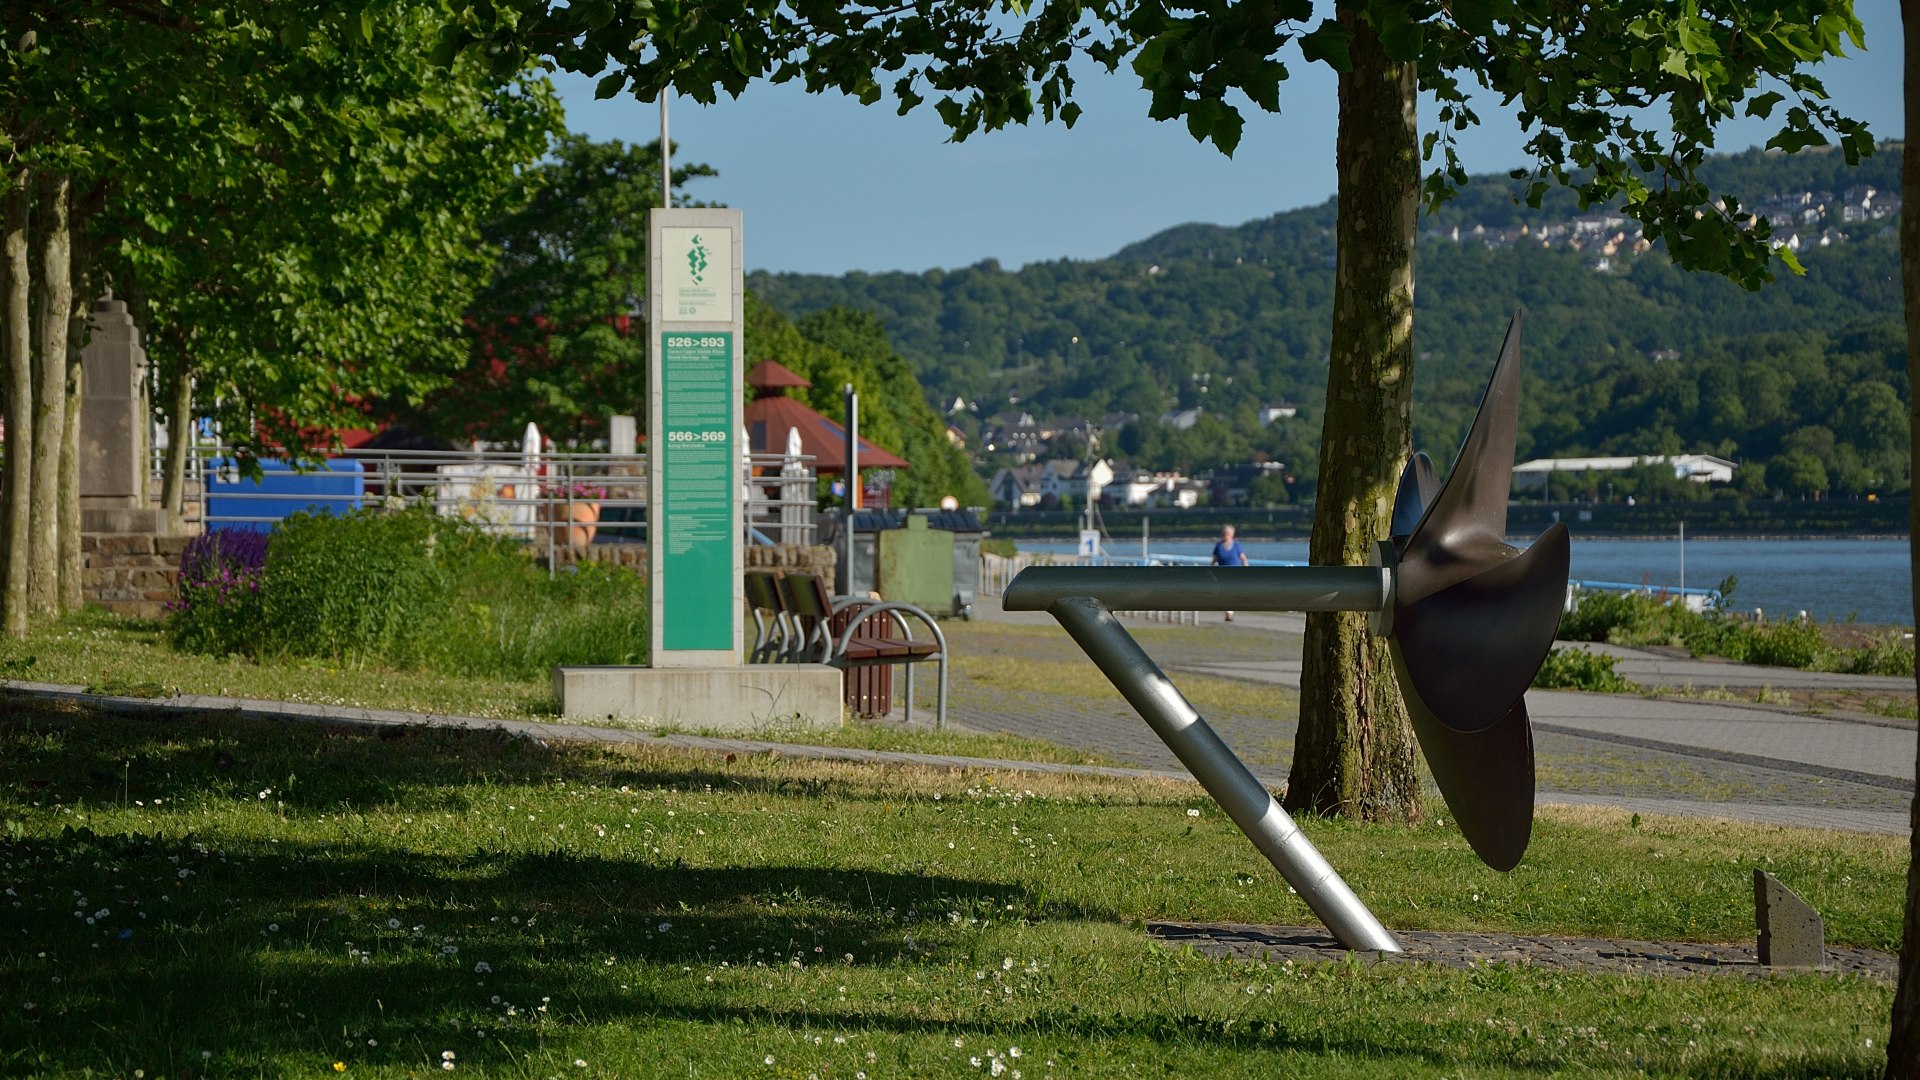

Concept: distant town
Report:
left=1425, top=183, right=1899, bottom=272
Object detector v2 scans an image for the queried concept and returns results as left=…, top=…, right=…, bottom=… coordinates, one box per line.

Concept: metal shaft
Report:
left=1047, top=596, right=1402, bottom=953
left=1004, top=565, right=1389, bottom=614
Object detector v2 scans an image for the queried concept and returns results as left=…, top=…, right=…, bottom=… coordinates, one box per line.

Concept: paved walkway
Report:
left=951, top=601, right=1916, bottom=835
left=12, top=604, right=1913, bottom=837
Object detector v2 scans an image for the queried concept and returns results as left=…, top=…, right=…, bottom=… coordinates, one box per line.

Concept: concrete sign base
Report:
left=554, top=665, right=843, bottom=731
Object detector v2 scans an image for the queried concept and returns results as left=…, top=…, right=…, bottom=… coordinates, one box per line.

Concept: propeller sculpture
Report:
left=1002, top=313, right=1569, bottom=953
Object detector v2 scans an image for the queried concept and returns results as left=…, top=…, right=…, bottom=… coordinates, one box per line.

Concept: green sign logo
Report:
left=686, top=234, right=710, bottom=285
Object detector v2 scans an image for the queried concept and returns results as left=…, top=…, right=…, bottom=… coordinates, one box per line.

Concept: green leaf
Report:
left=1374, top=8, right=1423, bottom=63
left=1744, top=91, right=1784, bottom=120
left=1298, top=19, right=1351, bottom=71
left=595, top=72, right=628, bottom=99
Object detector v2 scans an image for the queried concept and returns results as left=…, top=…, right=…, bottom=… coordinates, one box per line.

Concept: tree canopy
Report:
left=417, top=135, right=716, bottom=445
left=450, top=0, right=1872, bottom=289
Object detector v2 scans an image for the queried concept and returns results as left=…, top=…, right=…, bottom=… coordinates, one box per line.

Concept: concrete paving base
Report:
left=553, top=664, right=843, bottom=730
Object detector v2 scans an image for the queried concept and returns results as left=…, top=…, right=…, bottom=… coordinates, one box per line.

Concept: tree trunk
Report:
left=58, top=227, right=92, bottom=614
left=29, top=171, right=69, bottom=617
left=1882, top=6, right=1919, bottom=1076
left=1, top=170, right=30, bottom=639
left=158, top=332, right=193, bottom=528
left=1282, top=13, right=1421, bottom=821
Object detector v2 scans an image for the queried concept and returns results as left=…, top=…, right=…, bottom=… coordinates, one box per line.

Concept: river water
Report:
left=1017, top=536, right=1915, bottom=626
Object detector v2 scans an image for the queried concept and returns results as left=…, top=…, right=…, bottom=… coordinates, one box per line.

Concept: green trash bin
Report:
left=877, top=513, right=956, bottom=614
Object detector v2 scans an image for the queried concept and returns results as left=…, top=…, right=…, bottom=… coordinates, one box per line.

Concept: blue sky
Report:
left=554, top=0, right=1903, bottom=276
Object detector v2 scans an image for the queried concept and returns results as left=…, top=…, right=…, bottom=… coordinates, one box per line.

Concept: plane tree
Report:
left=445, top=0, right=1866, bottom=819
left=415, top=134, right=716, bottom=446
left=0, top=1, right=555, bottom=638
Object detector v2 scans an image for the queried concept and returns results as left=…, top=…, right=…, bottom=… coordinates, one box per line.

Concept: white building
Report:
left=1039, top=458, right=1114, bottom=504
left=1512, top=454, right=1737, bottom=491
left=1158, top=407, right=1204, bottom=431
left=1113, top=468, right=1196, bottom=507
left=990, top=459, right=1114, bottom=509
left=1257, top=402, right=1298, bottom=426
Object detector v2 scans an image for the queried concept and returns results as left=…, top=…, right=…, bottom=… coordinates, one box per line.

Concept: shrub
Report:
left=430, top=533, right=649, bottom=678
left=256, top=507, right=451, bottom=666
left=979, top=537, right=1018, bottom=559
left=1839, top=632, right=1916, bottom=677
left=1532, top=648, right=1634, bottom=693
left=1735, top=618, right=1835, bottom=668
left=169, top=506, right=648, bottom=678
left=1558, top=590, right=1693, bottom=646
left=168, top=530, right=271, bottom=654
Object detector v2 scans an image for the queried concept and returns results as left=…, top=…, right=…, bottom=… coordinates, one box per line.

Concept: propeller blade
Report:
left=1382, top=311, right=1565, bottom=870
left=1391, top=661, right=1537, bottom=872
left=1392, top=523, right=1570, bottom=733
left=1397, top=313, right=1524, bottom=581
left=1389, top=452, right=1438, bottom=544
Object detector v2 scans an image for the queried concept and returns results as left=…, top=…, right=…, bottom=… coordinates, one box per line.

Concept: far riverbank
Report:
left=986, top=497, right=1910, bottom=541
left=1013, top=536, right=1914, bottom=627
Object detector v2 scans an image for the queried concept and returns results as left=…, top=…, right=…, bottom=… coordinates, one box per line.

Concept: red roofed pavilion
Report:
left=745, top=360, right=908, bottom=472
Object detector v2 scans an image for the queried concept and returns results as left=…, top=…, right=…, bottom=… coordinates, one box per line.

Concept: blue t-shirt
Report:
left=1212, top=539, right=1246, bottom=566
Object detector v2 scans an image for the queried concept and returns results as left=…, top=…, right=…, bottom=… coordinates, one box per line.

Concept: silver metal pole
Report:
left=1047, top=596, right=1401, bottom=952
left=847, top=388, right=859, bottom=593
left=660, top=93, right=671, bottom=208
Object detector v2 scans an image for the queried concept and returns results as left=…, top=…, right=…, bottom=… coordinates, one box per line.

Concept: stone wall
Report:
left=552, top=541, right=837, bottom=580
left=745, top=543, right=837, bottom=579
left=82, top=531, right=186, bottom=620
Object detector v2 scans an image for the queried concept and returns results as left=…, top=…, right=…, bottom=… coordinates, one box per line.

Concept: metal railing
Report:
left=161, top=445, right=818, bottom=566
left=980, top=550, right=1203, bottom=624
left=1567, top=579, right=1722, bottom=613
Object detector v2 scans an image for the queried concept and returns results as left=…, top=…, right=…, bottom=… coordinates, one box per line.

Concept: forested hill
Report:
left=749, top=144, right=1906, bottom=499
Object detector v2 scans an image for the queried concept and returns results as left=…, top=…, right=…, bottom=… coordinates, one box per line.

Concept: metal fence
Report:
left=165, top=445, right=818, bottom=558
left=979, top=551, right=1201, bottom=624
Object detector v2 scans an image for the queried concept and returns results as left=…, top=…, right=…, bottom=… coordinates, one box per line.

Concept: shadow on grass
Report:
left=3, top=697, right=1160, bottom=816
left=0, top=699, right=1892, bottom=1079
left=5, top=874, right=1880, bottom=1080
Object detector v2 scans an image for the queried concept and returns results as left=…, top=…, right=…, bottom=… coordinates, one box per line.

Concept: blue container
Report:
left=206, top=458, right=365, bottom=533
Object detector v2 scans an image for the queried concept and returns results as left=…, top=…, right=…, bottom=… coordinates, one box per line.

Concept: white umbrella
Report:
left=781, top=426, right=808, bottom=546
left=522, top=421, right=543, bottom=478
left=515, top=421, right=543, bottom=536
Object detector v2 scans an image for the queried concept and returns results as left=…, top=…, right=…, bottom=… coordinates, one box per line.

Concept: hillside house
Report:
left=1257, top=402, right=1298, bottom=425
left=1110, top=468, right=1199, bottom=508
left=1040, top=458, right=1114, bottom=504
left=1207, top=461, right=1289, bottom=506
left=991, top=459, right=1112, bottom=509
left=989, top=463, right=1047, bottom=508
left=1159, top=407, right=1204, bottom=431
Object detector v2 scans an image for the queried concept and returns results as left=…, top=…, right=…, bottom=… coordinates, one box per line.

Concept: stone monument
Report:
left=79, top=292, right=151, bottom=514
left=77, top=292, right=181, bottom=617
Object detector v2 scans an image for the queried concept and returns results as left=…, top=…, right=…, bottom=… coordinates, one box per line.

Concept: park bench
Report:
left=744, top=571, right=793, bottom=664
left=769, top=571, right=948, bottom=728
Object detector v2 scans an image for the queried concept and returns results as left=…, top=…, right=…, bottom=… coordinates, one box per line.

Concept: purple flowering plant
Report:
left=169, top=529, right=271, bottom=653
left=539, top=481, right=607, bottom=501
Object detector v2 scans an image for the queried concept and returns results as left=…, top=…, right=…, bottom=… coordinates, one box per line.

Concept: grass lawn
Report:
left=1, top=698, right=1903, bottom=1078
left=0, top=610, right=1113, bottom=767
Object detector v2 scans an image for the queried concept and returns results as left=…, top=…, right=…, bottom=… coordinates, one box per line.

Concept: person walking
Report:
left=1212, top=523, right=1248, bottom=621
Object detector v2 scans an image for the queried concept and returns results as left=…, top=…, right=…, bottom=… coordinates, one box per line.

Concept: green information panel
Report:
left=660, top=331, right=735, bottom=650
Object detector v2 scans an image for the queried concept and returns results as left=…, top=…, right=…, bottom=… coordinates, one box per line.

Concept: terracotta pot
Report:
left=543, top=500, right=600, bottom=551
